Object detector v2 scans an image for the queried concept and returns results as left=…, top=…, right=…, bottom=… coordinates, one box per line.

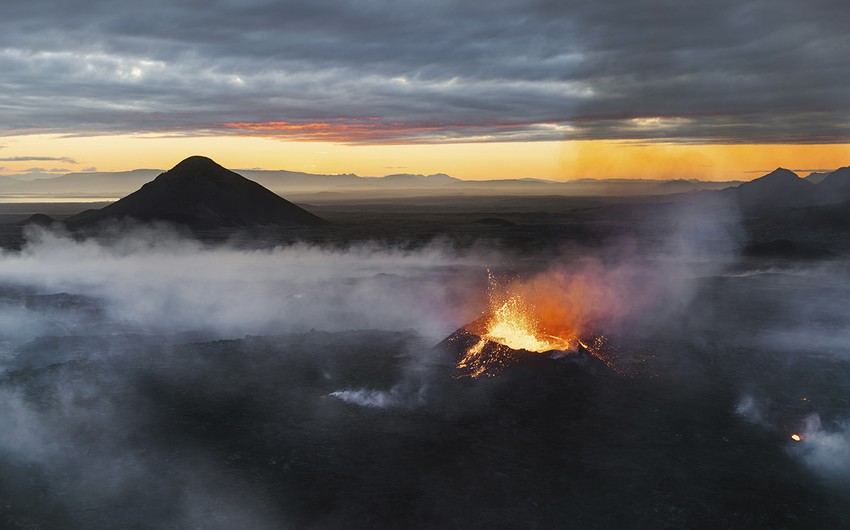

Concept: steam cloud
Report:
left=793, top=414, right=850, bottom=483
left=0, top=225, right=491, bottom=347
left=0, top=199, right=742, bottom=350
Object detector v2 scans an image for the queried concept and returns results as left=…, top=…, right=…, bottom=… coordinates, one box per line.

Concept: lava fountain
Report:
left=454, top=271, right=607, bottom=378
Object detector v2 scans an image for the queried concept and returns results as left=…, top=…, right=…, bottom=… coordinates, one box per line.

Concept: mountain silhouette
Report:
left=806, top=171, right=831, bottom=184
left=374, top=173, right=460, bottom=188
left=817, top=166, right=850, bottom=200
left=655, top=179, right=699, bottom=193
left=65, top=156, right=326, bottom=228
left=726, top=167, right=815, bottom=210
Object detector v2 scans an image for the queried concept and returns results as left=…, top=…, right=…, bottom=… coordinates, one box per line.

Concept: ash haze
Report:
left=3, top=1, right=850, bottom=528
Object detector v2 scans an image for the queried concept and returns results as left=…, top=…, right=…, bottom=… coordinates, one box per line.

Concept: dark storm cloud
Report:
left=1, top=0, right=848, bottom=143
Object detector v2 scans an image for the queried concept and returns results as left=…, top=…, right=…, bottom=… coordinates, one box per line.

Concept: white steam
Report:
left=792, top=413, right=850, bottom=483
left=330, top=387, right=416, bottom=408
left=0, top=226, right=489, bottom=346
left=735, top=394, right=767, bottom=425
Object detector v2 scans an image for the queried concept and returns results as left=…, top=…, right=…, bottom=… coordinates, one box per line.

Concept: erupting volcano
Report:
left=450, top=271, right=607, bottom=378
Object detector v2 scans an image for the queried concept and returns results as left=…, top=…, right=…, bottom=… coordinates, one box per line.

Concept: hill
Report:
left=65, top=156, right=326, bottom=228
left=817, top=167, right=850, bottom=201
left=724, top=168, right=815, bottom=210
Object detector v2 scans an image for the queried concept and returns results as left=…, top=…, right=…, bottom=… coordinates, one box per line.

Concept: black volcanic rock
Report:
left=727, top=167, right=815, bottom=210
left=65, top=156, right=326, bottom=228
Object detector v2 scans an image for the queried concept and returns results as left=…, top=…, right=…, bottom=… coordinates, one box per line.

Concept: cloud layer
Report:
left=2, top=0, right=849, bottom=143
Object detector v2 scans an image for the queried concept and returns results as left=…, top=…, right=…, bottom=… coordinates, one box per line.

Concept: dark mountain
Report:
left=65, top=156, right=326, bottom=228
left=816, top=166, right=850, bottom=201
left=726, top=167, right=815, bottom=210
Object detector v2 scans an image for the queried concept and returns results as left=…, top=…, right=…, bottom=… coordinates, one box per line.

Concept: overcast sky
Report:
left=1, top=0, right=848, bottom=146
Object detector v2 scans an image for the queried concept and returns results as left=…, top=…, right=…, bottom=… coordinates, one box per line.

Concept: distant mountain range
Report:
left=0, top=167, right=743, bottom=198
left=11, top=156, right=850, bottom=242
left=4, top=159, right=849, bottom=210
left=720, top=166, right=850, bottom=210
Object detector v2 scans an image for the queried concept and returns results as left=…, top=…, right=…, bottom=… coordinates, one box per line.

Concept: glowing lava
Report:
left=483, top=295, right=576, bottom=353
left=457, top=271, right=585, bottom=378
left=790, top=433, right=803, bottom=442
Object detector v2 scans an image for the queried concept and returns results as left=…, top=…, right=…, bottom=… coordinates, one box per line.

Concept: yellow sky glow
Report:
left=1, top=133, right=849, bottom=181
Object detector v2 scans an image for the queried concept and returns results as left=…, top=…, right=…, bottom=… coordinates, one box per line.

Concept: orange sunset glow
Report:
left=2, top=133, right=849, bottom=181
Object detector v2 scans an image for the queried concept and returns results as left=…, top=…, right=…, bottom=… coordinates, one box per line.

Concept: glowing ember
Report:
left=790, top=433, right=803, bottom=442
left=457, top=271, right=582, bottom=378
